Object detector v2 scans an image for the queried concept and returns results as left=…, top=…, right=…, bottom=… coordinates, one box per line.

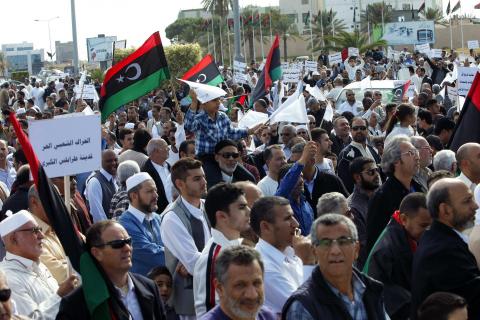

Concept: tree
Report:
left=89, top=68, right=105, bottom=83
left=361, top=3, right=393, bottom=31
left=324, top=30, right=387, bottom=53
left=311, top=10, right=347, bottom=51
left=270, top=9, right=300, bottom=61
left=165, top=18, right=204, bottom=44
left=202, top=0, right=231, bottom=17
left=164, top=43, right=203, bottom=79
left=422, top=7, right=447, bottom=26
left=0, top=52, right=7, bottom=78
left=113, top=48, right=136, bottom=65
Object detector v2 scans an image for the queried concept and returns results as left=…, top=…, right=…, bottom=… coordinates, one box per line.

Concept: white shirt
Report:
left=257, top=175, right=278, bottom=196
left=160, top=197, right=211, bottom=274
left=114, top=275, right=144, bottom=320
left=255, top=239, right=306, bottom=314
left=151, top=160, right=173, bottom=203
left=221, top=171, right=233, bottom=183
left=337, top=101, right=363, bottom=116
left=85, top=169, right=118, bottom=223
left=315, top=158, right=334, bottom=174
left=0, top=252, right=60, bottom=319
left=193, top=229, right=243, bottom=318
left=384, top=126, right=415, bottom=146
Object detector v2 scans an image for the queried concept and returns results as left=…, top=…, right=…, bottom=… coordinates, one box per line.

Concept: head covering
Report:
left=124, top=122, right=135, bottom=129
left=312, top=71, right=320, bottom=76
left=126, top=172, right=153, bottom=192
left=0, top=210, right=35, bottom=237
left=178, top=79, right=227, bottom=103
left=16, top=108, right=26, bottom=116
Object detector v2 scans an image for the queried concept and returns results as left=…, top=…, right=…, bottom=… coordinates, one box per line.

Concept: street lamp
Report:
left=34, top=16, right=60, bottom=62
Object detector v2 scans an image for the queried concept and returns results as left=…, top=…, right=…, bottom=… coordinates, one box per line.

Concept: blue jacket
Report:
left=119, top=210, right=165, bottom=276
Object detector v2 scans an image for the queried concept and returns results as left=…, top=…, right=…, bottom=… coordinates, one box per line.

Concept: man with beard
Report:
left=411, top=178, right=480, bottom=319
left=347, top=157, right=381, bottom=268
left=337, top=117, right=381, bottom=193
left=119, top=172, right=164, bottom=276
left=204, top=140, right=255, bottom=190
left=411, top=136, right=433, bottom=192
left=202, top=246, right=275, bottom=320
left=0, top=140, right=16, bottom=192
left=160, top=158, right=212, bottom=320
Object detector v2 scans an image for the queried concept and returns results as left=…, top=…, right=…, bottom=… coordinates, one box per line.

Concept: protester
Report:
left=109, top=160, right=141, bottom=219
left=257, top=145, right=287, bottom=196
left=417, top=292, right=468, bottom=320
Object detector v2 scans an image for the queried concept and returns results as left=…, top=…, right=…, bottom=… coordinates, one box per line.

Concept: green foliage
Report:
left=165, top=18, right=205, bottom=44
left=113, top=48, right=136, bottom=65
left=269, top=9, right=300, bottom=61
left=202, top=0, right=231, bottom=17
left=311, top=10, right=347, bottom=51
left=10, top=71, right=29, bottom=82
left=89, top=68, right=105, bottom=83
left=361, top=3, right=393, bottom=28
left=422, top=7, right=447, bottom=26
left=324, top=30, right=387, bottom=53
left=164, top=43, right=203, bottom=79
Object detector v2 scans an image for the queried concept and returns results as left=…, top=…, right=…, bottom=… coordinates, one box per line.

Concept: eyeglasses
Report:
left=220, top=152, right=240, bottom=159
left=0, top=289, right=11, bottom=302
left=361, top=168, right=380, bottom=176
left=280, top=133, right=291, bottom=136
left=16, top=226, right=43, bottom=235
left=95, top=238, right=132, bottom=249
left=417, top=146, right=432, bottom=151
left=315, top=236, right=356, bottom=248
left=401, top=149, right=419, bottom=157
left=352, top=126, right=367, bottom=131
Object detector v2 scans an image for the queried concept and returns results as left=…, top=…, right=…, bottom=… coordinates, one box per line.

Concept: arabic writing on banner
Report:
left=457, top=67, right=479, bottom=97
left=328, top=52, right=342, bottom=66
left=233, top=60, right=248, bottom=84
left=29, top=114, right=102, bottom=178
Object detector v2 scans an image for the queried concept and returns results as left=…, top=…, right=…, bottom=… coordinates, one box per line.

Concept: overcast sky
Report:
left=1, top=0, right=477, bottom=61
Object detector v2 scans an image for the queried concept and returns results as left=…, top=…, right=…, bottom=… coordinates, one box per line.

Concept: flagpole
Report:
left=218, top=17, right=225, bottom=66
left=241, top=15, right=247, bottom=61
left=449, top=14, right=453, bottom=49
left=320, top=10, right=325, bottom=46
left=211, top=15, right=217, bottom=62
left=252, top=15, right=257, bottom=62
left=227, top=19, right=233, bottom=68
left=207, top=24, right=211, bottom=54
left=460, top=5, right=464, bottom=49
left=259, top=12, right=265, bottom=60
left=308, top=6, right=314, bottom=60
left=381, top=2, right=385, bottom=35
left=269, top=12, right=273, bottom=43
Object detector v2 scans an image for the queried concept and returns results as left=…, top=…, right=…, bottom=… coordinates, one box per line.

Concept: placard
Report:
left=348, top=47, right=359, bottom=57
left=468, top=40, right=479, bottom=49
left=282, top=68, right=301, bottom=83
left=29, top=114, right=102, bottom=178
left=328, top=52, right=342, bottom=66
left=233, top=60, right=248, bottom=85
left=304, top=60, right=318, bottom=72
left=457, top=67, right=478, bottom=96
left=74, top=85, right=99, bottom=101
left=237, top=110, right=268, bottom=129
left=415, top=43, right=430, bottom=54
left=429, top=49, right=443, bottom=58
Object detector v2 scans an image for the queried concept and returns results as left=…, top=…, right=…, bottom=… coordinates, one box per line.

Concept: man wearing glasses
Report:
left=337, top=117, right=381, bottom=193
left=204, top=140, right=255, bottom=190
left=58, top=220, right=166, bottom=319
left=0, top=210, right=78, bottom=319
left=283, top=214, right=390, bottom=320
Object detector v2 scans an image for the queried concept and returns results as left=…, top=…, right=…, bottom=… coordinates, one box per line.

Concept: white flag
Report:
left=305, top=85, right=326, bottom=102
left=323, top=102, right=334, bottom=122
left=360, top=75, right=372, bottom=91
left=238, top=110, right=268, bottom=129
left=269, top=94, right=309, bottom=124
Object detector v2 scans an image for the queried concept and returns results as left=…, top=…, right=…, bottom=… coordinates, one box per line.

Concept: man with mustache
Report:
left=201, top=245, right=275, bottom=320
left=411, top=178, right=480, bottom=320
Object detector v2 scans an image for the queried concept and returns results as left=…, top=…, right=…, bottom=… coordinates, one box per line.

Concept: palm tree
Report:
left=311, top=10, right=346, bottom=51
left=422, top=7, right=448, bottom=26
left=0, top=52, right=6, bottom=78
left=324, top=30, right=387, bottom=53
left=361, top=3, right=393, bottom=31
left=201, top=0, right=231, bottom=17
left=270, top=10, right=300, bottom=61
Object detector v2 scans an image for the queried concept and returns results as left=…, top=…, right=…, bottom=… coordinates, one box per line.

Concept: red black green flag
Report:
left=250, top=35, right=282, bottom=106
left=388, top=80, right=411, bottom=103
left=181, top=54, right=224, bottom=87
left=99, top=31, right=170, bottom=121
left=448, top=72, right=480, bottom=152
left=418, top=1, right=425, bottom=13
left=452, top=0, right=461, bottom=12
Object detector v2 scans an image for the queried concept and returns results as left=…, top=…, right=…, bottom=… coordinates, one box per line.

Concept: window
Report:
left=301, top=0, right=309, bottom=4
left=402, top=3, right=411, bottom=10
left=286, top=13, right=297, bottom=23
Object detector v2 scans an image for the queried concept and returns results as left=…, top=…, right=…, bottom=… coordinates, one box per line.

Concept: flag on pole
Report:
left=99, top=31, right=170, bottom=121
left=448, top=72, right=480, bottom=152
left=452, top=0, right=461, bottom=13
left=304, top=11, right=310, bottom=25
left=446, top=0, right=451, bottom=14
left=181, top=54, right=224, bottom=87
left=250, top=35, right=282, bottom=105
left=269, top=83, right=309, bottom=124
left=388, top=80, right=411, bottom=102
left=418, top=1, right=426, bottom=13
left=475, top=2, right=480, bottom=9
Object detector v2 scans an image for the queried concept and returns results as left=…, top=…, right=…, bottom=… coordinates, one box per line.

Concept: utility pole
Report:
left=233, top=0, right=244, bottom=63
left=71, top=0, right=79, bottom=75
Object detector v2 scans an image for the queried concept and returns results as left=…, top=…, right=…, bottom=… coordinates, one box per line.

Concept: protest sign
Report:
left=457, top=67, right=478, bottom=96
left=237, top=110, right=268, bottom=129
left=348, top=47, right=359, bottom=57
left=29, top=114, right=102, bottom=178
left=233, top=60, right=247, bottom=84
left=304, top=60, right=318, bottom=72
left=468, top=40, right=479, bottom=49
left=415, top=43, right=430, bottom=54
left=328, top=52, right=342, bottom=66
left=74, top=85, right=99, bottom=102
left=282, top=68, right=302, bottom=83
left=429, top=49, right=442, bottom=58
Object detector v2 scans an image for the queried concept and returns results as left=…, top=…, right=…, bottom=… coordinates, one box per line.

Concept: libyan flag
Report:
left=99, top=31, right=170, bottom=121
left=250, top=35, right=282, bottom=106
left=181, top=54, right=224, bottom=87
left=387, top=80, right=411, bottom=103
left=8, top=111, right=129, bottom=319
left=448, top=72, right=480, bottom=152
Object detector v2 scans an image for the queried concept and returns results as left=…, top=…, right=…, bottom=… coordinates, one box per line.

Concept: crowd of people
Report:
left=0, top=46, right=478, bottom=320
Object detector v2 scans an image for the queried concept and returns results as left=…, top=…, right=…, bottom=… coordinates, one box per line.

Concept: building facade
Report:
left=55, top=41, right=74, bottom=64
left=1, top=42, right=44, bottom=76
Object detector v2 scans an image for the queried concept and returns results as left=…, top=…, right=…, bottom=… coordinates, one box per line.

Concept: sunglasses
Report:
left=362, top=168, right=379, bottom=176
left=352, top=126, right=367, bottom=131
left=0, top=289, right=11, bottom=302
left=220, top=152, right=240, bottom=159
left=95, top=238, right=132, bottom=249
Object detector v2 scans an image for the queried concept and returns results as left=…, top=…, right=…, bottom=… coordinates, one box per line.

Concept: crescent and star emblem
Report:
left=116, top=63, right=142, bottom=83
left=196, top=74, right=207, bottom=83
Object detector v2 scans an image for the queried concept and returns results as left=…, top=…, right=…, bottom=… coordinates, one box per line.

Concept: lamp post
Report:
left=34, top=16, right=60, bottom=62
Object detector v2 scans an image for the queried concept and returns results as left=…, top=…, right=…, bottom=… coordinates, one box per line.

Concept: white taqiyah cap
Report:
left=126, top=172, right=153, bottom=192
left=312, top=71, right=320, bottom=76
left=124, top=122, right=135, bottom=129
left=16, top=108, right=26, bottom=115
left=0, top=210, right=35, bottom=237
left=178, top=79, right=227, bottom=104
